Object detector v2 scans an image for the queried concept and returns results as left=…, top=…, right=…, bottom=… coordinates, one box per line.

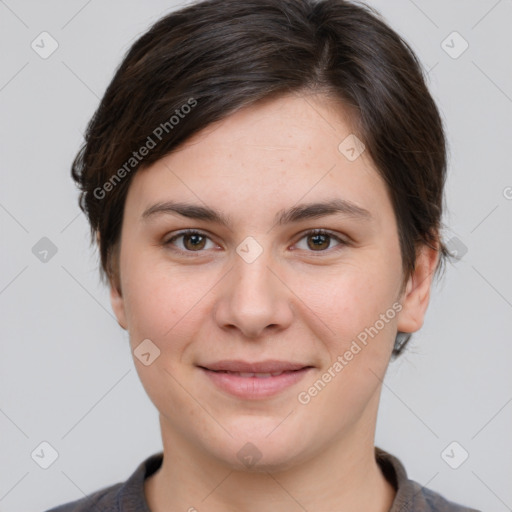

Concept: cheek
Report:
left=290, top=254, right=400, bottom=409
left=295, top=268, right=398, bottom=422
left=120, top=236, right=212, bottom=335
left=121, top=260, right=211, bottom=412
left=290, top=254, right=400, bottom=342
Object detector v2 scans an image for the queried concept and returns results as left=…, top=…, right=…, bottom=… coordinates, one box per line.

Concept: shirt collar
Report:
left=116, top=447, right=443, bottom=512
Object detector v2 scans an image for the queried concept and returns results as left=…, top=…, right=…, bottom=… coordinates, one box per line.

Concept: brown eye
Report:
left=295, top=229, right=346, bottom=253
left=165, top=230, right=215, bottom=253
left=182, top=233, right=207, bottom=251
left=307, top=232, right=330, bottom=251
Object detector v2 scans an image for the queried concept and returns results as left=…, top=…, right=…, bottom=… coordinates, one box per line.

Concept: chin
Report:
left=206, top=423, right=315, bottom=474
left=224, top=445, right=309, bottom=474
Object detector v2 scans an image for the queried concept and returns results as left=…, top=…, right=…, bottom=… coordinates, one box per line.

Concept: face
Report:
left=111, top=92, right=437, bottom=472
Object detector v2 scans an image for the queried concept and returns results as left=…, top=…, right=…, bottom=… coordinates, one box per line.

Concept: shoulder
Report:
left=43, top=452, right=164, bottom=512
left=43, top=483, right=123, bottom=512
left=414, top=481, right=481, bottom=512
left=375, top=447, right=481, bottom=512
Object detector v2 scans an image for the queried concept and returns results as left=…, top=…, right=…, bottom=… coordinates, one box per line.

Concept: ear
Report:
left=110, top=278, right=128, bottom=330
left=396, top=243, right=440, bottom=334
left=100, top=233, right=127, bottom=330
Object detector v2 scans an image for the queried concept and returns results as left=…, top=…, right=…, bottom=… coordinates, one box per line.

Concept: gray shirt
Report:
left=45, top=448, right=480, bottom=511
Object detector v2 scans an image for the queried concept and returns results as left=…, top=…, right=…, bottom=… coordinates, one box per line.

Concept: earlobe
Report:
left=396, top=244, right=440, bottom=334
left=110, top=280, right=128, bottom=330
left=102, top=236, right=127, bottom=330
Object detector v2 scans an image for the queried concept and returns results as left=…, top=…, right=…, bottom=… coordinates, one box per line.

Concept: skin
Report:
left=109, top=91, right=439, bottom=512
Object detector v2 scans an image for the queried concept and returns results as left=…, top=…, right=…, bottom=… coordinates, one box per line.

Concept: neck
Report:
left=145, top=407, right=395, bottom=512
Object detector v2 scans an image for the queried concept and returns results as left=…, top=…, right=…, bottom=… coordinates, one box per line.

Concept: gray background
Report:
left=1, top=1, right=511, bottom=511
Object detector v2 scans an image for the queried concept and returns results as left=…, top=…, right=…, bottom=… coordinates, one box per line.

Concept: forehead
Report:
left=125, top=93, right=392, bottom=229
left=178, top=92, right=362, bottom=160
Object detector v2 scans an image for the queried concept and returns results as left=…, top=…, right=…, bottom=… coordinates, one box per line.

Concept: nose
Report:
left=213, top=247, right=294, bottom=339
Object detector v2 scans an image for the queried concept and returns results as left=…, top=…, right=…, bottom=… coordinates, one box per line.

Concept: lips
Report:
left=209, top=370, right=296, bottom=378
left=199, top=359, right=311, bottom=374
left=198, top=360, right=313, bottom=399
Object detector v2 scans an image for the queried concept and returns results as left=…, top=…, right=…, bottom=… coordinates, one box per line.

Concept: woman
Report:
left=47, top=0, right=479, bottom=510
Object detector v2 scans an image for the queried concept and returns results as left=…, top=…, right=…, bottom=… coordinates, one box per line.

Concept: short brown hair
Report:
left=71, top=0, right=451, bottom=355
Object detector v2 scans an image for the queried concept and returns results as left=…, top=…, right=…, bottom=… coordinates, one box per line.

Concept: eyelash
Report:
left=163, top=228, right=348, bottom=257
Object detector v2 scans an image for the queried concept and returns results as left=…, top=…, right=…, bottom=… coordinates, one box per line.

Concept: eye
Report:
left=294, top=229, right=347, bottom=253
left=163, top=228, right=348, bottom=256
left=164, top=229, right=217, bottom=253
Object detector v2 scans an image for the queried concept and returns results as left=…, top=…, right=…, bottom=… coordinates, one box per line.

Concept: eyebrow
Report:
left=141, top=198, right=372, bottom=227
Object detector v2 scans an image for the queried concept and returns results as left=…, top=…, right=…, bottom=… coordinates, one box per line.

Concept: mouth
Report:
left=198, top=360, right=314, bottom=399
left=205, top=369, right=301, bottom=378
